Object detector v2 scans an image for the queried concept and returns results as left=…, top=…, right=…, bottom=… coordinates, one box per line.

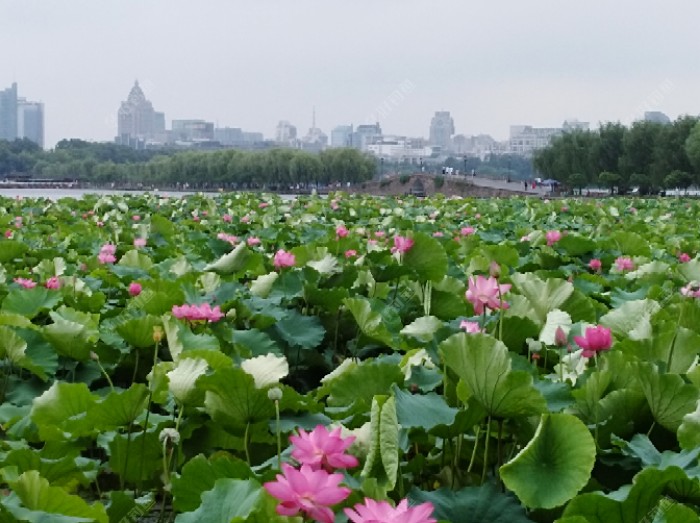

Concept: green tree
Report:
left=686, top=121, right=700, bottom=174
left=598, top=171, right=621, bottom=194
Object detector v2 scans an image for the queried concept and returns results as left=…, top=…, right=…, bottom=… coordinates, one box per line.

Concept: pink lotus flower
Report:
left=374, top=231, right=385, bottom=238
left=96, top=221, right=104, bottom=227
left=133, top=237, right=147, bottom=248
left=222, top=213, right=232, bottom=223
left=574, top=325, right=612, bottom=358
left=289, top=425, right=359, bottom=472
left=330, top=199, right=339, bottom=211
left=98, top=252, right=116, bottom=264
left=172, top=303, right=224, bottom=322
left=247, top=236, right=261, bottom=246
left=100, top=243, right=116, bottom=255
left=465, top=275, right=511, bottom=315
left=391, top=235, right=414, bottom=254
left=679, top=252, right=691, bottom=263
left=193, top=216, right=200, bottom=222
left=432, top=231, right=444, bottom=237
left=336, top=225, right=349, bottom=238
left=614, top=256, right=634, bottom=272
left=520, top=234, right=531, bottom=242
left=681, top=283, right=700, bottom=298
left=274, top=249, right=296, bottom=269
left=259, top=202, right=269, bottom=209
left=217, top=233, right=239, bottom=245
left=5, top=230, right=13, bottom=239
left=241, top=215, right=251, bottom=224
left=345, top=249, right=357, bottom=258
left=460, top=226, right=475, bottom=236
left=129, top=282, right=142, bottom=297
left=132, top=215, right=141, bottom=221
left=588, top=258, right=602, bottom=272
left=14, top=278, right=36, bottom=289
left=546, top=230, right=562, bottom=246
left=475, top=213, right=481, bottom=219
left=345, top=498, right=436, bottom=523
left=460, top=320, right=482, bottom=333
left=45, top=276, right=60, bottom=290
left=263, top=463, right=350, bottom=523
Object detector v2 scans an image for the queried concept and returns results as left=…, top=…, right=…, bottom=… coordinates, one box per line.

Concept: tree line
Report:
left=533, top=117, right=700, bottom=194
left=0, top=139, right=377, bottom=189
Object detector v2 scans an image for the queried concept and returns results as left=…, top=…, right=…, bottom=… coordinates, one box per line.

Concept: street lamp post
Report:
left=380, top=158, right=384, bottom=179
left=463, top=156, right=467, bottom=181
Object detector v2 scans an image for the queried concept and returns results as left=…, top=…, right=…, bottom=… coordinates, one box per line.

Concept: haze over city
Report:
left=2, top=0, right=700, bottom=149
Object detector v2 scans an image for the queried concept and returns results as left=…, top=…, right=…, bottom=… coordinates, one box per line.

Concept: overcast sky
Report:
left=2, top=0, right=699, bottom=148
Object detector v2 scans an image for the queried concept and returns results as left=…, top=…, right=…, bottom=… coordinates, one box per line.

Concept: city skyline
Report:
left=2, top=1, right=700, bottom=148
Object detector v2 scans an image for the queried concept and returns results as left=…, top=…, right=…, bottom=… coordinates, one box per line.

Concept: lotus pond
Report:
left=1, top=192, right=700, bottom=523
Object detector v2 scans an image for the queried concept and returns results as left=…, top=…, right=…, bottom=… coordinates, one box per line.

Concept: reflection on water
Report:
left=0, top=188, right=299, bottom=201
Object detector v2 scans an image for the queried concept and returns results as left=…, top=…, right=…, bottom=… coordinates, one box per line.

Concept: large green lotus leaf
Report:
left=0, top=240, right=28, bottom=262
left=499, top=315, right=540, bottom=353
left=509, top=273, right=574, bottom=325
left=677, top=258, right=700, bottom=282
left=0, top=311, right=33, bottom=328
left=115, top=314, right=162, bottom=349
left=304, top=285, right=349, bottom=311
left=175, top=478, right=262, bottom=523
left=324, top=362, right=404, bottom=408
left=430, top=289, right=468, bottom=320
left=408, top=483, right=531, bottom=523
left=392, top=384, right=458, bottom=431
left=83, top=383, right=149, bottom=431
left=3, top=470, right=107, bottom=523
left=162, top=314, right=220, bottom=362
left=249, top=271, right=278, bottom=298
left=203, top=242, right=250, bottom=274
left=268, top=270, right=304, bottom=300
left=127, top=286, right=185, bottom=315
left=229, top=328, right=282, bottom=356
left=274, top=310, right=325, bottom=349
left=361, top=395, right=399, bottom=490
left=344, top=297, right=395, bottom=347
left=607, top=230, right=651, bottom=256
left=633, top=362, right=699, bottom=432
left=105, top=491, right=155, bottom=523
left=117, top=249, right=154, bottom=270
left=500, top=413, right=596, bottom=509
left=32, top=257, right=67, bottom=279
left=13, top=327, right=57, bottom=381
left=441, top=333, right=546, bottom=418
left=31, top=382, right=98, bottom=441
left=42, top=306, right=100, bottom=361
left=403, top=232, right=448, bottom=282
left=560, top=289, right=599, bottom=324
left=171, top=453, right=253, bottom=512
left=600, top=299, right=660, bottom=340
left=617, top=433, right=700, bottom=471
left=0, top=325, right=27, bottom=364
left=561, top=466, right=700, bottom=522
left=624, top=323, right=700, bottom=375
left=678, top=402, right=700, bottom=450
left=2, top=287, right=62, bottom=319
left=103, top=430, right=163, bottom=484
left=479, top=244, right=520, bottom=267
left=557, top=234, right=597, bottom=256
left=2, top=449, right=93, bottom=489
left=199, top=367, right=275, bottom=431
left=400, top=315, right=443, bottom=343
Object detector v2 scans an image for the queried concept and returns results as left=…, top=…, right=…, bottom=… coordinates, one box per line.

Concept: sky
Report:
left=2, top=0, right=700, bottom=148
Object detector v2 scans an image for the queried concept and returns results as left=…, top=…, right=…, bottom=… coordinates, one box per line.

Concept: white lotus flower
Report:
left=549, top=348, right=588, bottom=385
left=333, top=421, right=372, bottom=458
left=166, top=357, right=208, bottom=405
left=241, top=354, right=289, bottom=388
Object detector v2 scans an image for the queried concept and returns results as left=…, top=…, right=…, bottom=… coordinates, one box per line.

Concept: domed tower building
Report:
left=117, top=81, right=165, bottom=147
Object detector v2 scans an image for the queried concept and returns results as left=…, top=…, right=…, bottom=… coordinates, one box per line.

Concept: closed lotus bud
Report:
left=267, top=387, right=283, bottom=401
left=153, top=326, right=164, bottom=343
left=90, top=351, right=99, bottom=361
left=555, top=326, right=568, bottom=347
left=489, top=261, right=501, bottom=279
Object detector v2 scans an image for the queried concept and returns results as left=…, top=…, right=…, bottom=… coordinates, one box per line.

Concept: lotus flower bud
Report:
left=555, top=326, right=568, bottom=347
left=268, top=387, right=283, bottom=401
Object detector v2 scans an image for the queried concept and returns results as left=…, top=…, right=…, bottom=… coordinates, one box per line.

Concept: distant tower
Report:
left=17, top=98, right=44, bottom=148
left=0, top=82, right=18, bottom=141
left=429, top=111, right=455, bottom=150
left=117, top=80, right=165, bottom=145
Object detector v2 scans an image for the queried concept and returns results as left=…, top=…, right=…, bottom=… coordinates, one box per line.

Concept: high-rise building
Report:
left=0, top=82, right=18, bottom=141
left=301, top=108, right=327, bottom=152
left=643, top=111, right=671, bottom=124
left=171, top=120, right=215, bottom=142
left=17, top=98, right=44, bottom=148
left=330, top=125, right=353, bottom=148
left=352, top=123, right=382, bottom=151
left=117, top=81, right=165, bottom=145
left=215, top=127, right=244, bottom=146
left=275, top=121, right=297, bottom=145
left=429, top=111, right=455, bottom=150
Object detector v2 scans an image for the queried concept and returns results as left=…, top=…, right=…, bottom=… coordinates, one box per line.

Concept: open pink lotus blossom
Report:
left=345, top=249, right=357, bottom=258
left=465, top=275, right=511, bottom=315
left=345, top=498, right=436, bottom=523
left=289, top=425, right=359, bottom=472
left=172, top=303, right=224, bottom=322
left=374, top=231, right=385, bottom=238
left=132, top=215, right=141, bottom=221
left=45, top=276, right=60, bottom=290
left=681, top=283, right=700, bottom=298
left=98, top=243, right=117, bottom=264
left=129, top=282, right=142, bottom=297
left=258, top=202, right=269, bottom=209
left=247, top=236, right=261, bottom=246
left=330, top=199, right=339, bottom=211
left=432, top=231, right=444, bottom=237
left=546, top=230, right=562, bottom=246
left=217, top=233, right=239, bottom=245
left=274, top=249, right=296, bottom=269
left=391, top=235, right=414, bottom=254
left=5, top=230, right=13, bottom=238
left=264, top=463, right=350, bottom=523
left=614, top=256, right=634, bottom=272
left=336, top=225, right=349, bottom=238
left=460, top=320, right=483, bottom=333
left=574, top=325, right=612, bottom=358
left=133, top=237, right=147, bottom=248
left=222, top=213, right=232, bottom=223
left=14, top=278, right=36, bottom=289
left=588, top=258, right=602, bottom=272
left=241, top=214, right=251, bottom=224
left=679, top=252, right=692, bottom=263
left=460, top=226, right=475, bottom=236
